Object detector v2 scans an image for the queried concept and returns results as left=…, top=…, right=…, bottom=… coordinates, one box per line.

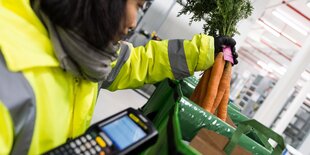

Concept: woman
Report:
left=0, top=0, right=237, bottom=154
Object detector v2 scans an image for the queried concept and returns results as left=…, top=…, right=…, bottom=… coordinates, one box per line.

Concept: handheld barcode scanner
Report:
left=44, top=108, right=158, bottom=155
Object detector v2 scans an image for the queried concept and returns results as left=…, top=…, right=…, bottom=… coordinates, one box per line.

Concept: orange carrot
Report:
left=201, top=52, right=225, bottom=112
left=226, top=115, right=237, bottom=128
left=190, top=68, right=212, bottom=105
left=190, top=72, right=206, bottom=104
left=217, top=89, right=230, bottom=121
left=189, top=87, right=200, bottom=104
left=211, top=62, right=232, bottom=114
left=197, top=68, right=212, bottom=105
left=217, top=63, right=232, bottom=121
left=211, top=89, right=225, bottom=114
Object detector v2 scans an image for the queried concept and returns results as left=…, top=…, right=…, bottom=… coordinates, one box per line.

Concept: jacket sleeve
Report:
left=102, top=34, right=214, bottom=91
left=0, top=101, right=14, bottom=155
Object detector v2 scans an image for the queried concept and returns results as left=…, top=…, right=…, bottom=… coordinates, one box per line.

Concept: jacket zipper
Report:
left=69, top=77, right=80, bottom=139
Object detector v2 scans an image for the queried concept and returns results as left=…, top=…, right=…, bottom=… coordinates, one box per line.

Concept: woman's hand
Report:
left=214, top=36, right=238, bottom=65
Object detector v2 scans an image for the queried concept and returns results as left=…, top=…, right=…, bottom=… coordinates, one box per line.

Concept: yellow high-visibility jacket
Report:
left=0, top=0, right=214, bottom=154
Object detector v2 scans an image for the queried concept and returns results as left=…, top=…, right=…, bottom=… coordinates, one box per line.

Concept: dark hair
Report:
left=39, top=0, right=126, bottom=48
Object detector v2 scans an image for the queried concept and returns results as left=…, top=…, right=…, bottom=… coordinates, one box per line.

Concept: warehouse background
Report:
left=92, top=0, right=310, bottom=154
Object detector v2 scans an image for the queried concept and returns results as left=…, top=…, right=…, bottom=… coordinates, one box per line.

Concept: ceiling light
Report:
left=302, top=72, right=310, bottom=81
left=259, top=19, right=301, bottom=47
left=272, top=9, right=309, bottom=35
left=282, top=32, right=298, bottom=44
left=278, top=8, right=310, bottom=32
left=261, top=36, right=273, bottom=44
left=268, top=63, right=286, bottom=75
left=307, top=1, right=310, bottom=8
left=257, top=20, right=280, bottom=37
left=257, top=61, right=273, bottom=72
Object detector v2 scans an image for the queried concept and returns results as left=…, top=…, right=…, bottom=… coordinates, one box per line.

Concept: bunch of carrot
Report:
left=178, top=0, right=252, bottom=121
left=190, top=52, right=232, bottom=121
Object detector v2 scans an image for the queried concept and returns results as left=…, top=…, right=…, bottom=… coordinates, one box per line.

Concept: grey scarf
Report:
left=33, top=2, right=119, bottom=82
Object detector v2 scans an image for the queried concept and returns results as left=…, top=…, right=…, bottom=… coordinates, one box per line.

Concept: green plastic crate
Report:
left=141, top=79, right=285, bottom=155
left=180, top=77, right=277, bottom=151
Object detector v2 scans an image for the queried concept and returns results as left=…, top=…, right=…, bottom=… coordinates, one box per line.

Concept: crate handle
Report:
left=224, top=119, right=285, bottom=155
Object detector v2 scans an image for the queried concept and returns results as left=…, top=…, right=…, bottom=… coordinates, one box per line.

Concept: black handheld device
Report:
left=44, top=108, right=158, bottom=155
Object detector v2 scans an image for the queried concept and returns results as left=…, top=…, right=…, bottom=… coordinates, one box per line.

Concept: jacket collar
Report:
left=0, top=0, right=59, bottom=72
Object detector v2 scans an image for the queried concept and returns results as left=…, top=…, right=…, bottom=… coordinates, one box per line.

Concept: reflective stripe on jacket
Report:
left=0, top=0, right=214, bottom=154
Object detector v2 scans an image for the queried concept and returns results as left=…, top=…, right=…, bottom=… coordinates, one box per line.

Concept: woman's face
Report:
left=120, top=0, right=145, bottom=37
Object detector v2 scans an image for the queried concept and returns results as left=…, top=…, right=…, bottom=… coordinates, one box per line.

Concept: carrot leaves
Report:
left=178, top=0, right=253, bottom=37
